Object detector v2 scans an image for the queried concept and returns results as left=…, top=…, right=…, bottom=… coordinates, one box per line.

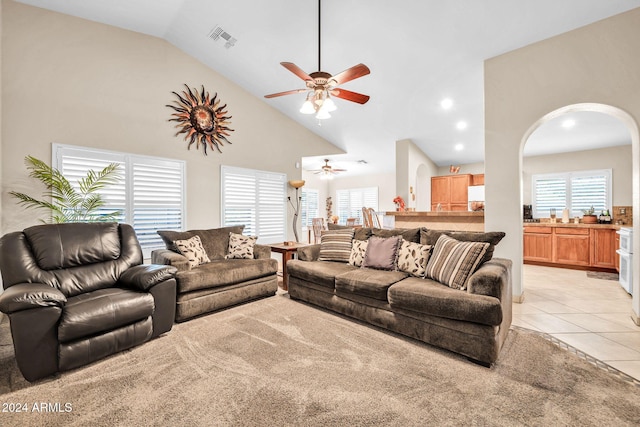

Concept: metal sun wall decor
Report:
left=167, top=84, right=234, bottom=155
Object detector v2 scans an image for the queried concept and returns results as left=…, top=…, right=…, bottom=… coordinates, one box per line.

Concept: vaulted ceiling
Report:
left=15, top=0, right=640, bottom=176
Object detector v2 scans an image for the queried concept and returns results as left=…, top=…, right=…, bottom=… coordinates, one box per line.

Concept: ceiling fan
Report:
left=311, top=159, right=346, bottom=179
left=264, top=0, right=370, bottom=120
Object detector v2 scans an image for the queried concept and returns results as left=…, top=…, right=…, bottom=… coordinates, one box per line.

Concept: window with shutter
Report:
left=301, top=188, right=319, bottom=227
left=221, top=166, right=286, bottom=243
left=53, top=144, right=185, bottom=258
left=532, top=169, right=611, bottom=218
left=335, top=187, right=378, bottom=225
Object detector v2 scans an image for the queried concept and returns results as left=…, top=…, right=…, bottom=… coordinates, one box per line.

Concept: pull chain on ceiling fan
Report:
left=264, top=0, right=370, bottom=120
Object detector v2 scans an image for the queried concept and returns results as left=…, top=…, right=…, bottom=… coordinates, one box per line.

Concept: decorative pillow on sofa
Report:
left=396, top=239, right=431, bottom=277
left=226, top=232, right=257, bottom=259
left=424, top=234, right=489, bottom=290
left=349, top=239, right=369, bottom=267
left=174, top=235, right=211, bottom=268
left=420, top=229, right=505, bottom=265
left=157, top=225, right=245, bottom=260
left=363, top=235, right=402, bottom=271
left=318, top=229, right=355, bottom=262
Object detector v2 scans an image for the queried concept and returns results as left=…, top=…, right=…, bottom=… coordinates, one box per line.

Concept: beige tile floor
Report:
left=515, top=264, right=640, bottom=380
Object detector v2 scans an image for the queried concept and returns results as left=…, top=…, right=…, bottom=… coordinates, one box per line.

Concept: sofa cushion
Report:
left=396, top=240, right=431, bottom=277
left=348, top=239, right=368, bottom=267
left=175, top=235, right=210, bottom=267
left=175, top=258, right=277, bottom=293
left=363, top=235, right=402, bottom=271
left=225, top=233, right=257, bottom=259
left=157, top=225, right=245, bottom=260
left=420, top=229, right=505, bottom=265
left=287, top=260, right=358, bottom=289
left=424, top=235, right=489, bottom=290
left=372, top=227, right=420, bottom=243
left=388, top=277, right=503, bottom=326
left=24, top=222, right=121, bottom=270
left=58, top=288, right=154, bottom=343
left=335, top=268, right=408, bottom=301
left=327, top=224, right=372, bottom=241
left=318, top=229, right=355, bottom=263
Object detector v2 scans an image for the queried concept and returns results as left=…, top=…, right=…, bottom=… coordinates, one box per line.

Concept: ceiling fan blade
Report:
left=330, top=63, right=370, bottom=85
left=330, top=88, right=370, bottom=104
left=264, top=89, right=308, bottom=99
left=281, top=62, right=313, bottom=82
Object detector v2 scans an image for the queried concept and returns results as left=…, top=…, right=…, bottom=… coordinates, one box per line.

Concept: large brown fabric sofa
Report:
left=0, top=223, right=178, bottom=382
left=151, top=225, right=278, bottom=322
left=287, top=227, right=512, bottom=366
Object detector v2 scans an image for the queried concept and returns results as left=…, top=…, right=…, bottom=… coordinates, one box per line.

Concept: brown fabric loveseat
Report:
left=151, top=226, right=278, bottom=322
left=287, top=227, right=512, bottom=366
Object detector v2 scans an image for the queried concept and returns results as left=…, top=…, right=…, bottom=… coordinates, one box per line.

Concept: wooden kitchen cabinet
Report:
left=591, top=228, right=617, bottom=269
left=523, top=226, right=553, bottom=262
left=471, top=174, right=484, bottom=186
left=615, top=231, right=620, bottom=272
left=431, top=174, right=472, bottom=211
left=523, top=224, right=619, bottom=271
left=553, top=227, right=590, bottom=266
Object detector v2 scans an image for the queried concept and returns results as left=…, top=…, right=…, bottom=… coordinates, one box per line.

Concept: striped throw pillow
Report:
left=318, top=229, right=355, bottom=263
left=424, top=234, right=489, bottom=290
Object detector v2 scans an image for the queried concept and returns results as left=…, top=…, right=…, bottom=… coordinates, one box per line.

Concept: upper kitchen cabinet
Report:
left=431, top=174, right=482, bottom=211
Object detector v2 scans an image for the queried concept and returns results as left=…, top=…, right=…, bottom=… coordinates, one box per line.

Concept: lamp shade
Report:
left=288, top=180, right=305, bottom=189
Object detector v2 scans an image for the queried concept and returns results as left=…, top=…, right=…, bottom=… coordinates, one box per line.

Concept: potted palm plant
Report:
left=10, top=155, right=121, bottom=223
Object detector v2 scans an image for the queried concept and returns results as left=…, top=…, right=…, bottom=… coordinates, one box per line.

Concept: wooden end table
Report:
left=269, top=242, right=308, bottom=291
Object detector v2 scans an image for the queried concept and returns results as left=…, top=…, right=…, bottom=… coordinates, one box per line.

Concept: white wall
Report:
left=396, top=139, right=439, bottom=211
left=485, top=7, right=640, bottom=320
left=1, top=1, right=340, bottom=242
left=522, top=145, right=632, bottom=206
left=436, top=162, right=484, bottom=177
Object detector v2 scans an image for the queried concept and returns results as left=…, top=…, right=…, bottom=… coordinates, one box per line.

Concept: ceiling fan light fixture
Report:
left=316, top=107, right=331, bottom=120
left=300, top=98, right=316, bottom=114
left=323, top=96, right=337, bottom=112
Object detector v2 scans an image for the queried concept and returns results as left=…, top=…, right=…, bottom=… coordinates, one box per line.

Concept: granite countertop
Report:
left=385, top=211, right=484, bottom=217
left=522, top=222, right=623, bottom=230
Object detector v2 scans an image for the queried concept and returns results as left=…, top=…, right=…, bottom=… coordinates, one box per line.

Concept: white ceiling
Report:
left=16, top=0, right=639, bottom=176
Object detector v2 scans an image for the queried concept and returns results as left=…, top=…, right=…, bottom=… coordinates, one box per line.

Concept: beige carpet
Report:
left=1, top=295, right=640, bottom=426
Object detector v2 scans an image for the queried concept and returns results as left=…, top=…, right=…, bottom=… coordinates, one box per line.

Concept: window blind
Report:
left=532, top=169, right=611, bottom=218
left=335, top=187, right=378, bottom=225
left=221, top=166, right=286, bottom=243
left=53, top=144, right=185, bottom=258
left=301, top=188, right=320, bottom=227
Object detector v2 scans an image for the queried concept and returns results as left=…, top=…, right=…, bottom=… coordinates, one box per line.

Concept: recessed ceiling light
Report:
left=562, top=119, right=576, bottom=129
left=440, top=98, right=453, bottom=110
left=456, top=121, right=468, bottom=130
left=454, top=143, right=464, bottom=151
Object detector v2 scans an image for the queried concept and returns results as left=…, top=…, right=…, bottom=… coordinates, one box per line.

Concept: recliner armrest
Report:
left=253, top=244, right=271, bottom=259
left=0, top=283, right=67, bottom=314
left=118, top=264, right=178, bottom=291
left=151, top=249, right=190, bottom=271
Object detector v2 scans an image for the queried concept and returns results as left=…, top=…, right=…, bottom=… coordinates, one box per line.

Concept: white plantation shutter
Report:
left=131, top=158, right=185, bottom=252
left=301, top=189, right=319, bottom=227
left=532, top=169, right=611, bottom=218
left=336, top=187, right=378, bottom=225
left=53, top=144, right=185, bottom=258
left=221, top=166, right=286, bottom=244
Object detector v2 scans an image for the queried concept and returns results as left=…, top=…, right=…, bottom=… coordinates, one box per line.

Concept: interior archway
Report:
left=519, top=103, right=640, bottom=322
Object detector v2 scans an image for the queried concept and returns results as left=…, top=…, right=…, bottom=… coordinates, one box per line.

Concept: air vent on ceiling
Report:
left=208, top=25, right=237, bottom=49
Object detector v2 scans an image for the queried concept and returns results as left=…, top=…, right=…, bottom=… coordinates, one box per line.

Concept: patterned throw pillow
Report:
left=349, top=239, right=369, bottom=267
left=424, top=234, right=489, bottom=290
left=174, top=235, right=210, bottom=268
left=226, top=232, right=257, bottom=259
left=318, top=229, right=355, bottom=263
left=396, top=239, right=431, bottom=277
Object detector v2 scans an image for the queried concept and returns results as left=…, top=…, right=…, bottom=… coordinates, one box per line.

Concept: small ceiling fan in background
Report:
left=311, top=159, right=347, bottom=179
left=264, top=0, right=370, bottom=120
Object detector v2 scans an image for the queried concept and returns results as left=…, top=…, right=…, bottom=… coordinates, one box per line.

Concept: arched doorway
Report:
left=519, top=103, right=640, bottom=322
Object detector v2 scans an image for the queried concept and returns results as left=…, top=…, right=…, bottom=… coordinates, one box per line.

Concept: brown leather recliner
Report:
left=0, top=222, right=177, bottom=382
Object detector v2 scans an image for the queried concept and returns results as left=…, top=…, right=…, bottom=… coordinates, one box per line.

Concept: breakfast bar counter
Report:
left=385, top=211, right=484, bottom=231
